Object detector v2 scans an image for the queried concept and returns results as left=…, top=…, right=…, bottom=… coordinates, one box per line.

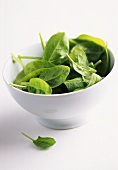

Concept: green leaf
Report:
left=67, top=53, right=96, bottom=76
left=73, top=34, right=106, bottom=62
left=76, top=34, right=106, bottom=47
left=70, top=45, right=89, bottom=66
left=96, top=49, right=110, bottom=77
left=33, top=136, right=56, bottom=149
left=84, top=73, right=103, bottom=87
left=14, top=60, right=54, bottom=84
left=24, top=60, right=54, bottom=75
left=22, top=132, right=56, bottom=150
left=14, top=68, right=47, bottom=84
left=42, top=32, right=69, bottom=64
left=40, top=65, right=70, bottom=88
left=27, top=78, right=52, bottom=94
left=64, top=77, right=87, bottom=92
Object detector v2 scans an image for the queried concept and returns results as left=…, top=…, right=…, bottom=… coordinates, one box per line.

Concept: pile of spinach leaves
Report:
left=10, top=32, right=110, bottom=94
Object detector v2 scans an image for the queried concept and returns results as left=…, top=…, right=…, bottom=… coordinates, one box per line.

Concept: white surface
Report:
left=0, top=0, right=118, bottom=169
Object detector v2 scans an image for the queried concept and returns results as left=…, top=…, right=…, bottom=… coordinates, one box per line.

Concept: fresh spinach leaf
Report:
left=14, top=60, right=54, bottom=84
left=64, top=77, right=87, bottom=92
left=83, top=73, right=102, bottom=87
left=67, top=53, right=96, bottom=76
left=72, top=34, right=107, bottom=62
left=96, top=49, right=110, bottom=77
left=22, top=132, right=56, bottom=149
left=42, top=32, right=69, bottom=64
left=70, top=45, right=89, bottom=66
left=27, top=78, right=52, bottom=94
left=39, top=65, right=70, bottom=88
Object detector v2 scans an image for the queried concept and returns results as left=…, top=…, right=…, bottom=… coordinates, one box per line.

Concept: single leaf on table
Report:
left=22, top=132, right=56, bottom=149
left=42, top=32, right=69, bottom=64
left=39, top=65, right=70, bottom=88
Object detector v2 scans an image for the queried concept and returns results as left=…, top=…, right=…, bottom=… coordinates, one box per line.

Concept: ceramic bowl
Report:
left=3, top=44, right=116, bottom=129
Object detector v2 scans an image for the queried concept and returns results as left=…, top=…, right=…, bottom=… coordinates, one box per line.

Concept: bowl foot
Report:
left=36, top=117, right=91, bottom=130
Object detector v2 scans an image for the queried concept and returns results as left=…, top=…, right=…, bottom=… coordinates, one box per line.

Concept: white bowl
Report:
left=3, top=44, right=116, bottom=129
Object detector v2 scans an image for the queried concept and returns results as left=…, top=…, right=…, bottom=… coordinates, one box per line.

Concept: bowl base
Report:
left=36, top=117, right=91, bottom=130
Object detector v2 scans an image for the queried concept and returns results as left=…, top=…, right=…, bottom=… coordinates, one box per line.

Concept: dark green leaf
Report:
left=22, top=132, right=56, bottom=150
left=96, top=50, right=110, bottom=77
left=33, top=136, right=56, bottom=149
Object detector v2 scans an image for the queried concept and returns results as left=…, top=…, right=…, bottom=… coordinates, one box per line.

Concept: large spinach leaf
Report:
left=70, top=34, right=107, bottom=62
left=42, top=32, right=69, bottom=64
left=39, top=65, right=70, bottom=88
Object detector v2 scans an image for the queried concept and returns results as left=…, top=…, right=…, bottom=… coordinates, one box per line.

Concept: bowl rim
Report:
left=2, top=46, right=117, bottom=98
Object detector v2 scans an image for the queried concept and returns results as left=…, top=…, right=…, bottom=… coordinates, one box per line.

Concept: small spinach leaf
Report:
left=22, top=132, right=56, bottom=150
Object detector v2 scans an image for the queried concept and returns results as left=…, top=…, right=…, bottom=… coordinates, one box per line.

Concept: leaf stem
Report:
left=18, top=55, right=40, bottom=60
left=22, top=132, right=34, bottom=141
left=39, top=33, right=46, bottom=50
left=10, top=83, right=27, bottom=89
left=94, top=60, right=102, bottom=67
left=11, top=53, right=25, bottom=68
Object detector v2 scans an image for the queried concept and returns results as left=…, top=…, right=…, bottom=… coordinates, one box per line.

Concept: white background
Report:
left=0, top=0, right=118, bottom=169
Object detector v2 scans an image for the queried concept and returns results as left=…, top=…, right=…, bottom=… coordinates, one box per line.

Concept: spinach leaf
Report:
left=67, top=53, right=96, bottom=76
left=64, top=77, right=87, bottom=92
left=27, top=78, right=52, bottom=94
left=84, top=73, right=102, bottom=87
left=24, top=60, right=54, bottom=75
left=14, top=68, right=47, bottom=84
left=72, top=34, right=106, bottom=62
left=70, top=45, right=89, bottom=66
left=14, top=60, right=54, bottom=84
left=42, top=32, right=69, bottom=64
left=22, top=132, right=56, bottom=150
left=96, top=49, right=110, bottom=77
left=39, top=65, right=70, bottom=88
